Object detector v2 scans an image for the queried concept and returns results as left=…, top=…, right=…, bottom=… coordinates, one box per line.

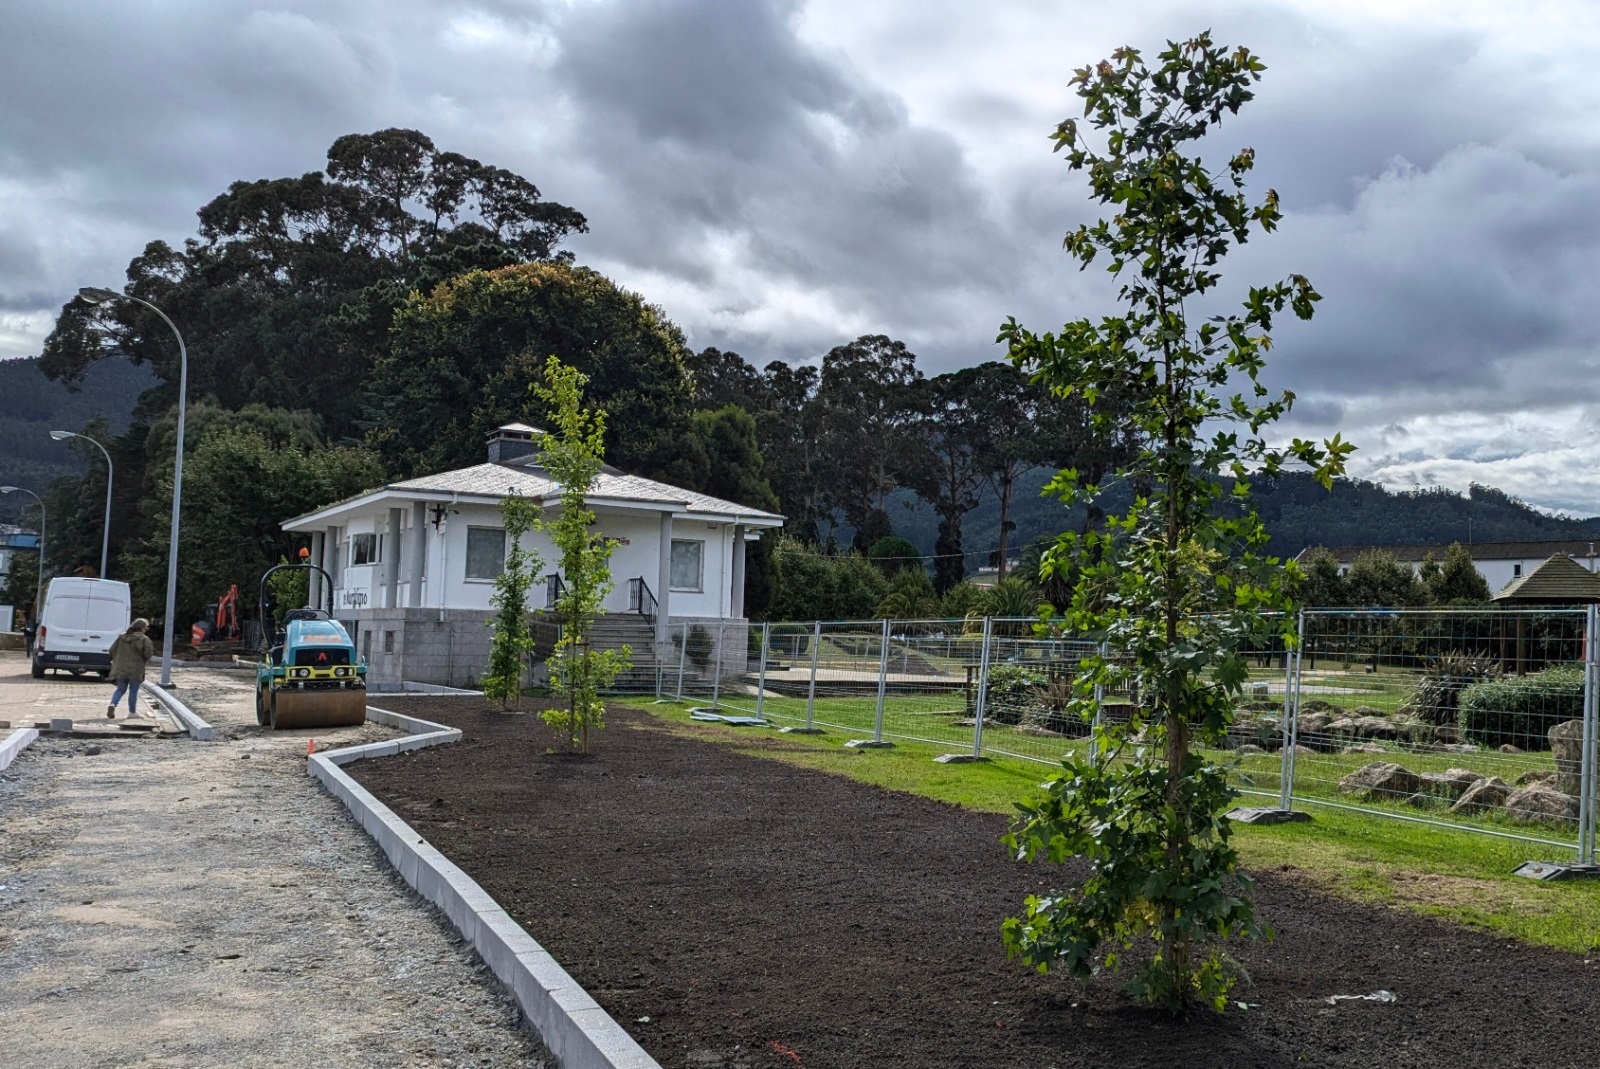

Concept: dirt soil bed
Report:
left=353, top=698, right=1599, bottom=1069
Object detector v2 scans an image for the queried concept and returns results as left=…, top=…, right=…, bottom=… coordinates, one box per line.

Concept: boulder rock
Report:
left=1432, top=723, right=1461, bottom=745
left=1514, top=769, right=1558, bottom=788
left=1342, top=743, right=1390, bottom=755
left=1352, top=706, right=1388, bottom=719
left=1504, top=785, right=1578, bottom=825
left=1419, top=768, right=1484, bottom=802
left=1294, top=745, right=1318, bottom=756
left=1451, top=776, right=1510, bottom=814
left=1549, top=719, right=1583, bottom=796
left=1500, top=743, right=1524, bottom=754
left=1352, top=716, right=1399, bottom=741
left=1338, top=762, right=1421, bottom=800
left=1234, top=744, right=1265, bottom=756
left=1299, top=711, right=1333, bottom=734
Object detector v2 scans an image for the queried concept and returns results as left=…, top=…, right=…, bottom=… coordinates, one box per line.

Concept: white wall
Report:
left=326, top=500, right=746, bottom=618
left=1373, top=553, right=1600, bottom=598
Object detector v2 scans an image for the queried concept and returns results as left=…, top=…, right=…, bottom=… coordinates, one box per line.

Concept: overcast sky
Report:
left=4, top=1, right=1600, bottom=513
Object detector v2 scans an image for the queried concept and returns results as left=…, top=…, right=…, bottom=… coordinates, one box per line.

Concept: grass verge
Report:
left=620, top=697, right=1600, bottom=955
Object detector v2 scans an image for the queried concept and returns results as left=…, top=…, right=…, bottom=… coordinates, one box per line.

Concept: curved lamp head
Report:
left=49, top=430, right=75, bottom=442
left=77, top=287, right=121, bottom=305
left=0, top=486, right=17, bottom=493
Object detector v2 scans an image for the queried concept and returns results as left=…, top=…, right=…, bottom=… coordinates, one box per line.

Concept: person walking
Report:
left=107, top=618, right=155, bottom=719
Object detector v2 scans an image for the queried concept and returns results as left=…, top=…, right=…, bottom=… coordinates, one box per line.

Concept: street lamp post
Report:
left=49, top=430, right=113, bottom=579
left=77, top=287, right=188, bottom=687
left=0, top=485, right=45, bottom=622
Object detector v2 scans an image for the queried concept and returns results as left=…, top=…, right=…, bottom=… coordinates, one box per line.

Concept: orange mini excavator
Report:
left=191, top=583, right=242, bottom=645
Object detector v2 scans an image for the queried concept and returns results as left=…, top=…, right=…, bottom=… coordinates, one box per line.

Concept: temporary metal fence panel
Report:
left=654, top=604, right=1599, bottom=863
left=1277, top=607, right=1594, bottom=855
left=680, top=617, right=1104, bottom=760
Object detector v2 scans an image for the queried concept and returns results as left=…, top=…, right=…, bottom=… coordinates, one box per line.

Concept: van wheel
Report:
left=31, top=659, right=44, bottom=679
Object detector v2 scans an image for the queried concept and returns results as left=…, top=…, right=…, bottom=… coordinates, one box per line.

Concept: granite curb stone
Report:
left=0, top=727, right=40, bottom=772
left=144, top=682, right=216, bottom=740
left=311, top=703, right=662, bottom=1069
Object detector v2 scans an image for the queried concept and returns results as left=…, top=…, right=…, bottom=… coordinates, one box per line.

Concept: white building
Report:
left=281, top=424, right=783, bottom=686
left=0, top=524, right=39, bottom=584
left=1305, top=539, right=1600, bottom=596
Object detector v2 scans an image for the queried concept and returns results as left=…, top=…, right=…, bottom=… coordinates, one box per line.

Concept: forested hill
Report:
left=1249, top=474, right=1600, bottom=552
left=894, top=470, right=1600, bottom=566
left=0, top=355, right=152, bottom=521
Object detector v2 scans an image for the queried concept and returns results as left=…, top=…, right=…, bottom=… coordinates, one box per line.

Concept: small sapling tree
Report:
left=535, top=356, right=630, bottom=752
left=997, top=33, right=1352, bottom=1012
left=481, top=493, right=543, bottom=708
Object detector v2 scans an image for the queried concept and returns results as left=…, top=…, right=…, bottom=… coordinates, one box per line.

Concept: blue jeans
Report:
left=110, top=679, right=142, bottom=714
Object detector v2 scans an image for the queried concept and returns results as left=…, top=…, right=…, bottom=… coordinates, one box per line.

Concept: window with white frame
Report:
left=670, top=539, right=704, bottom=592
left=465, top=526, right=506, bottom=580
left=351, top=532, right=380, bottom=566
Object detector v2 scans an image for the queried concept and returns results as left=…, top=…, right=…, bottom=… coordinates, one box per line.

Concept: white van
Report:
left=31, top=577, right=132, bottom=679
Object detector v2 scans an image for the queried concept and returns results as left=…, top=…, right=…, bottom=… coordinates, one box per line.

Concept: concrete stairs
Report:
left=535, top=613, right=663, bottom=693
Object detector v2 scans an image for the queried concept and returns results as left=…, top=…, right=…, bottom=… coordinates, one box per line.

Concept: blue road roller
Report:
left=255, top=563, right=368, bottom=730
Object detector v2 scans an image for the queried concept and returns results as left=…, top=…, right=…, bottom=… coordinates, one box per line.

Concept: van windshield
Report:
left=86, top=599, right=128, bottom=631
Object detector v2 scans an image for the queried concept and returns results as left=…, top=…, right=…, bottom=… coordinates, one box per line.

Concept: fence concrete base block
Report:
left=780, top=726, right=826, bottom=735
left=144, top=682, right=216, bottom=740
left=1227, top=806, right=1312, bottom=825
left=48, top=718, right=72, bottom=733
left=934, top=753, right=988, bottom=764
left=308, top=704, right=664, bottom=1069
left=843, top=739, right=894, bottom=749
left=0, top=727, right=40, bottom=771
left=1512, top=860, right=1600, bottom=881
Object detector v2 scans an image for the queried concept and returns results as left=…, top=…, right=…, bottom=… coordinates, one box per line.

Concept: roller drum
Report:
left=270, top=687, right=368, bottom=729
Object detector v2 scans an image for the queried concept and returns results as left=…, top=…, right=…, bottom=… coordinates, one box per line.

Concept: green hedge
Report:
left=1457, top=665, right=1583, bottom=751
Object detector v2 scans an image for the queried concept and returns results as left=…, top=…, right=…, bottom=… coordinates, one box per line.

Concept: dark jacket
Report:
left=109, top=628, right=156, bottom=682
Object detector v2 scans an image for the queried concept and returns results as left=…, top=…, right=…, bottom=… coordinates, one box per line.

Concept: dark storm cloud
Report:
left=543, top=0, right=1019, bottom=363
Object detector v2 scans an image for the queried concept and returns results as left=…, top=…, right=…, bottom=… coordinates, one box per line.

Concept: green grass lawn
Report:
left=670, top=685, right=1566, bottom=840
left=620, top=697, right=1600, bottom=955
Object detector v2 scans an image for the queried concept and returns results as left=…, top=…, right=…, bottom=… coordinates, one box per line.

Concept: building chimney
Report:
left=487, top=423, right=543, bottom=464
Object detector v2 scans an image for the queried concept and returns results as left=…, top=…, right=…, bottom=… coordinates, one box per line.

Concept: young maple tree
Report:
left=481, top=492, right=542, bottom=708
left=997, top=33, right=1352, bottom=1011
left=534, top=356, right=630, bottom=752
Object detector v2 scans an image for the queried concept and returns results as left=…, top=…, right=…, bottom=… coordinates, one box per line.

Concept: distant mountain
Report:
left=0, top=355, right=153, bottom=524
left=886, top=470, right=1600, bottom=572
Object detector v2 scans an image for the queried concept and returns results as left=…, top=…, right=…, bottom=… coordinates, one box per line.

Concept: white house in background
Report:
left=281, top=424, right=784, bottom=687
left=1302, top=539, right=1600, bottom=596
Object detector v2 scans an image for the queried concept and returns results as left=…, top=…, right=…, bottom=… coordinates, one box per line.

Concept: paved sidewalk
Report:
left=0, top=658, right=150, bottom=726
left=0, top=653, right=549, bottom=1068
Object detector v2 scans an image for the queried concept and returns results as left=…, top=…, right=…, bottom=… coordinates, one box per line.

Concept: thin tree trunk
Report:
left=997, top=473, right=1016, bottom=580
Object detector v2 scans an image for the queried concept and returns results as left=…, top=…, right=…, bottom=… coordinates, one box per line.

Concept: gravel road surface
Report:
left=0, top=653, right=549, bottom=1069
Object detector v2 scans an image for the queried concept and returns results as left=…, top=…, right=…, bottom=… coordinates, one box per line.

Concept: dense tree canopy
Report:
left=42, top=128, right=587, bottom=442
left=368, top=262, right=696, bottom=478
left=118, top=405, right=383, bottom=622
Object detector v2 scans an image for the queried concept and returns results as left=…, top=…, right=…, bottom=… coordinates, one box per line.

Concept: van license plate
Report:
left=56, top=654, right=80, bottom=662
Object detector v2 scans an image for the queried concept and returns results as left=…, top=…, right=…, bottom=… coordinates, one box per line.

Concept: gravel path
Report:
left=0, top=656, right=549, bottom=1069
